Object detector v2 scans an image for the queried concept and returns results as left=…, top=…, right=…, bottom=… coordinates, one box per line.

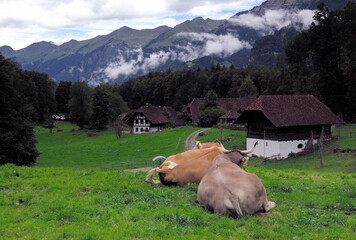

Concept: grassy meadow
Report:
left=34, top=122, right=195, bottom=168
left=0, top=122, right=355, bottom=239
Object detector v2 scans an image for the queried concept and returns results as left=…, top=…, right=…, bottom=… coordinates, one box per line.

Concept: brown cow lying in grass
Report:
left=145, top=141, right=256, bottom=186
left=197, top=142, right=277, bottom=218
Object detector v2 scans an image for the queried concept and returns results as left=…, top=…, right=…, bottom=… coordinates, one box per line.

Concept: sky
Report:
left=0, top=0, right=266, bottom=50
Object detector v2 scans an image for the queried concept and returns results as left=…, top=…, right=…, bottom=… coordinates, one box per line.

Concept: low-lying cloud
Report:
left=93, top=33, right=251, bottom=83
left=229, top=9, right=315, bottom=35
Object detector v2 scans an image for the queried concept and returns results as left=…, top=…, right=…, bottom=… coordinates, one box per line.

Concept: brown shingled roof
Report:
left=136, top=106, right=170, bottom=124
left=189, top=98, right=255, bottom=124
left=238, top=95, right=345, bottom=127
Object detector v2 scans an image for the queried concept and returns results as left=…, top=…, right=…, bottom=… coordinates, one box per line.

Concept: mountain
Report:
left=0, top=0, right=352, bottom=85
left=249, top=26, right=299, bottom=67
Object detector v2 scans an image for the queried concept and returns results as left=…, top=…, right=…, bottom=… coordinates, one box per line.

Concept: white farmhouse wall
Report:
left=133, top=114, right=151, bottom=134
left=247, top=138, right=318, bottom=159
left=150, top=126, right=160, bottom=133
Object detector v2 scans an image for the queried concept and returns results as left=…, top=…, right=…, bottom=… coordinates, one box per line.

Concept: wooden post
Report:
left=264, top=130, right=266, bottom=158
left=312, top=130, right=317, bottom=169
left=319, top=126, right=324, bottom=168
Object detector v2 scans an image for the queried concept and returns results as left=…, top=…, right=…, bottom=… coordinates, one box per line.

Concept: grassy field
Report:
left=34, top=122, right=196, bottom=168
left=0, top=123, right=355, bottom=239
left=1, top=164, right=355, bottom=239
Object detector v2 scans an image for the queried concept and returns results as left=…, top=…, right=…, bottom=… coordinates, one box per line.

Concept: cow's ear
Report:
left=197, top=142, right=202, bottom=149
left=243, top=157, right=249, bottom=164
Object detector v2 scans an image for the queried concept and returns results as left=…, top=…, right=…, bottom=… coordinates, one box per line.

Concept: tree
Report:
left=238, top=75, right=257, bottom=98
left=0, top=54, right=40, bottom=166
left=68, top=81, right=93, bottom=129
left=198, top=91, right=226, bottom=127
left=91, top=84, right=111, bottom=130
left=23, top=71, right=57, bottom=123
left=55, top=81, right=72, bottom=117
left=42, top=118, right=56, bottom=133
left=110, top=84, right=130, bottom=119
left=284, top=1, right=356, bottom=121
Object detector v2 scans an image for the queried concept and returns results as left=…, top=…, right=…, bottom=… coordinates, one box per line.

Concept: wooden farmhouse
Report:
left=129, top=105, right=185, bottom=134
left=235, top=95, right=345, bottom=159
left=188, top=98, right=255, bottom=126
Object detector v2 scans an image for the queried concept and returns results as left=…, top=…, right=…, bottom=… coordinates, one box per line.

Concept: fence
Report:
left=72, top=156, right=166, bottom=170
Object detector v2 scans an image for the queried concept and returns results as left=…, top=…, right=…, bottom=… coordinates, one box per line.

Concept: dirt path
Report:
left=184, top=128, right=210, bottom=151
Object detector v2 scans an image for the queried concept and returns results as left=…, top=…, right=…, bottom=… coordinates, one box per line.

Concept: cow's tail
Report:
left=231, top=196, right=244, bottom=216
left=145, top=167, right=161, bottom=184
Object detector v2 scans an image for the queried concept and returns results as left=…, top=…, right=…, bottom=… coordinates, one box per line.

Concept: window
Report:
left=141, top=128, right=143, bottom=132
left=145, top=128, right=149, bottom=132
left=136, top=128, right=139, bottom=132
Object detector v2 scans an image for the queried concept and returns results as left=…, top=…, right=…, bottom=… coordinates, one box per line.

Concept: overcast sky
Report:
left=0, top=0, right=265, bottom=50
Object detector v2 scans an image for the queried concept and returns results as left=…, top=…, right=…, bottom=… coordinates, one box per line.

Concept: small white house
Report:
left=130, top=106, right=170, bottom=134
left=129, top=105, right=188, bottom=134
left=235, top=95, right=345, bottom=159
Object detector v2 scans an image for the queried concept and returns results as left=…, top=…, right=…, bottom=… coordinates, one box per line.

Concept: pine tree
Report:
left=198, top=90, right=226, bottom=127
left=91, top=84, right=111, bottom=130
left=0, top=54, right=39, bottom=166
left=55, top=81, right=72, bottom=116
left=68, top=81, right=93, bottom=129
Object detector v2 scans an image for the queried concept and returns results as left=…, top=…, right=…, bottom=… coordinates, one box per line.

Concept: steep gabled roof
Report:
left=189, top=98, right=255, bottom=124
left=237, top=95, right=345, bottom=127
left=136, top=106, right=170, bottom=124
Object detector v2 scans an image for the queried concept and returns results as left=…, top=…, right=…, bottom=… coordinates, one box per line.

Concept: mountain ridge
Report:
left=0, top=0, right=351, bottom=85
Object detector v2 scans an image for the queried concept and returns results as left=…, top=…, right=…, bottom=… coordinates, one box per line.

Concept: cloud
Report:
left=92, top=32, right=251, bottom=84
left=229, top=9, right=315, bottom=35
left=0, top=0, right=264, bottom=49
left=177, top=33, right=251, bottom=60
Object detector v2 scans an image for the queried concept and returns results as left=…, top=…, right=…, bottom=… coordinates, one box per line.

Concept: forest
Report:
left=0, top=1, right=355, bottom=166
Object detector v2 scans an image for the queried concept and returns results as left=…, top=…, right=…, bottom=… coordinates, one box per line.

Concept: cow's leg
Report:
left=262, top=200, right=277, bottom=212
left=145, top=168, right=160, bottom=184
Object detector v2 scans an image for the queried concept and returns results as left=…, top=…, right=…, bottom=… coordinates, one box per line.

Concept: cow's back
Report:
left=198, top=156, right=267, bottom=216
left=157, top=146, right=222, bottom=186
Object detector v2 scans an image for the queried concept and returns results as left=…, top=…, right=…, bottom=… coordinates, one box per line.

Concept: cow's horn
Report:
left=241, top=141, right=258, bottom=154
left=216, top=139, right=231, bottom=153
left=194, top=140, right=202, bottom=149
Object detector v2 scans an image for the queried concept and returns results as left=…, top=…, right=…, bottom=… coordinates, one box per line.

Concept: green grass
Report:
left=35, top=122, right=197, bottom=168
left=1, top=123, right=354, bottom=239
left=195, top=127, right=248, bottom=150
left=0, top=164, right=354, bottom=239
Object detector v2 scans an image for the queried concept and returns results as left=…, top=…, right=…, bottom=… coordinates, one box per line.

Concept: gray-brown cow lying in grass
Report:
left=197, top=142, right=277, bottom=218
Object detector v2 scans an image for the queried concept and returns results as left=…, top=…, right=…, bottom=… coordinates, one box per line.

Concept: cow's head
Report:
left=220, top=141, right=258, bottom=169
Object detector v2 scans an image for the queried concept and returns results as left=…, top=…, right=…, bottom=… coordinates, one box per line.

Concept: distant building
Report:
left=188, top=98, right=255, bottom=126
left=235, top=95, right=345, bottom=159
left=129, top=105, right=185, bottom=134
